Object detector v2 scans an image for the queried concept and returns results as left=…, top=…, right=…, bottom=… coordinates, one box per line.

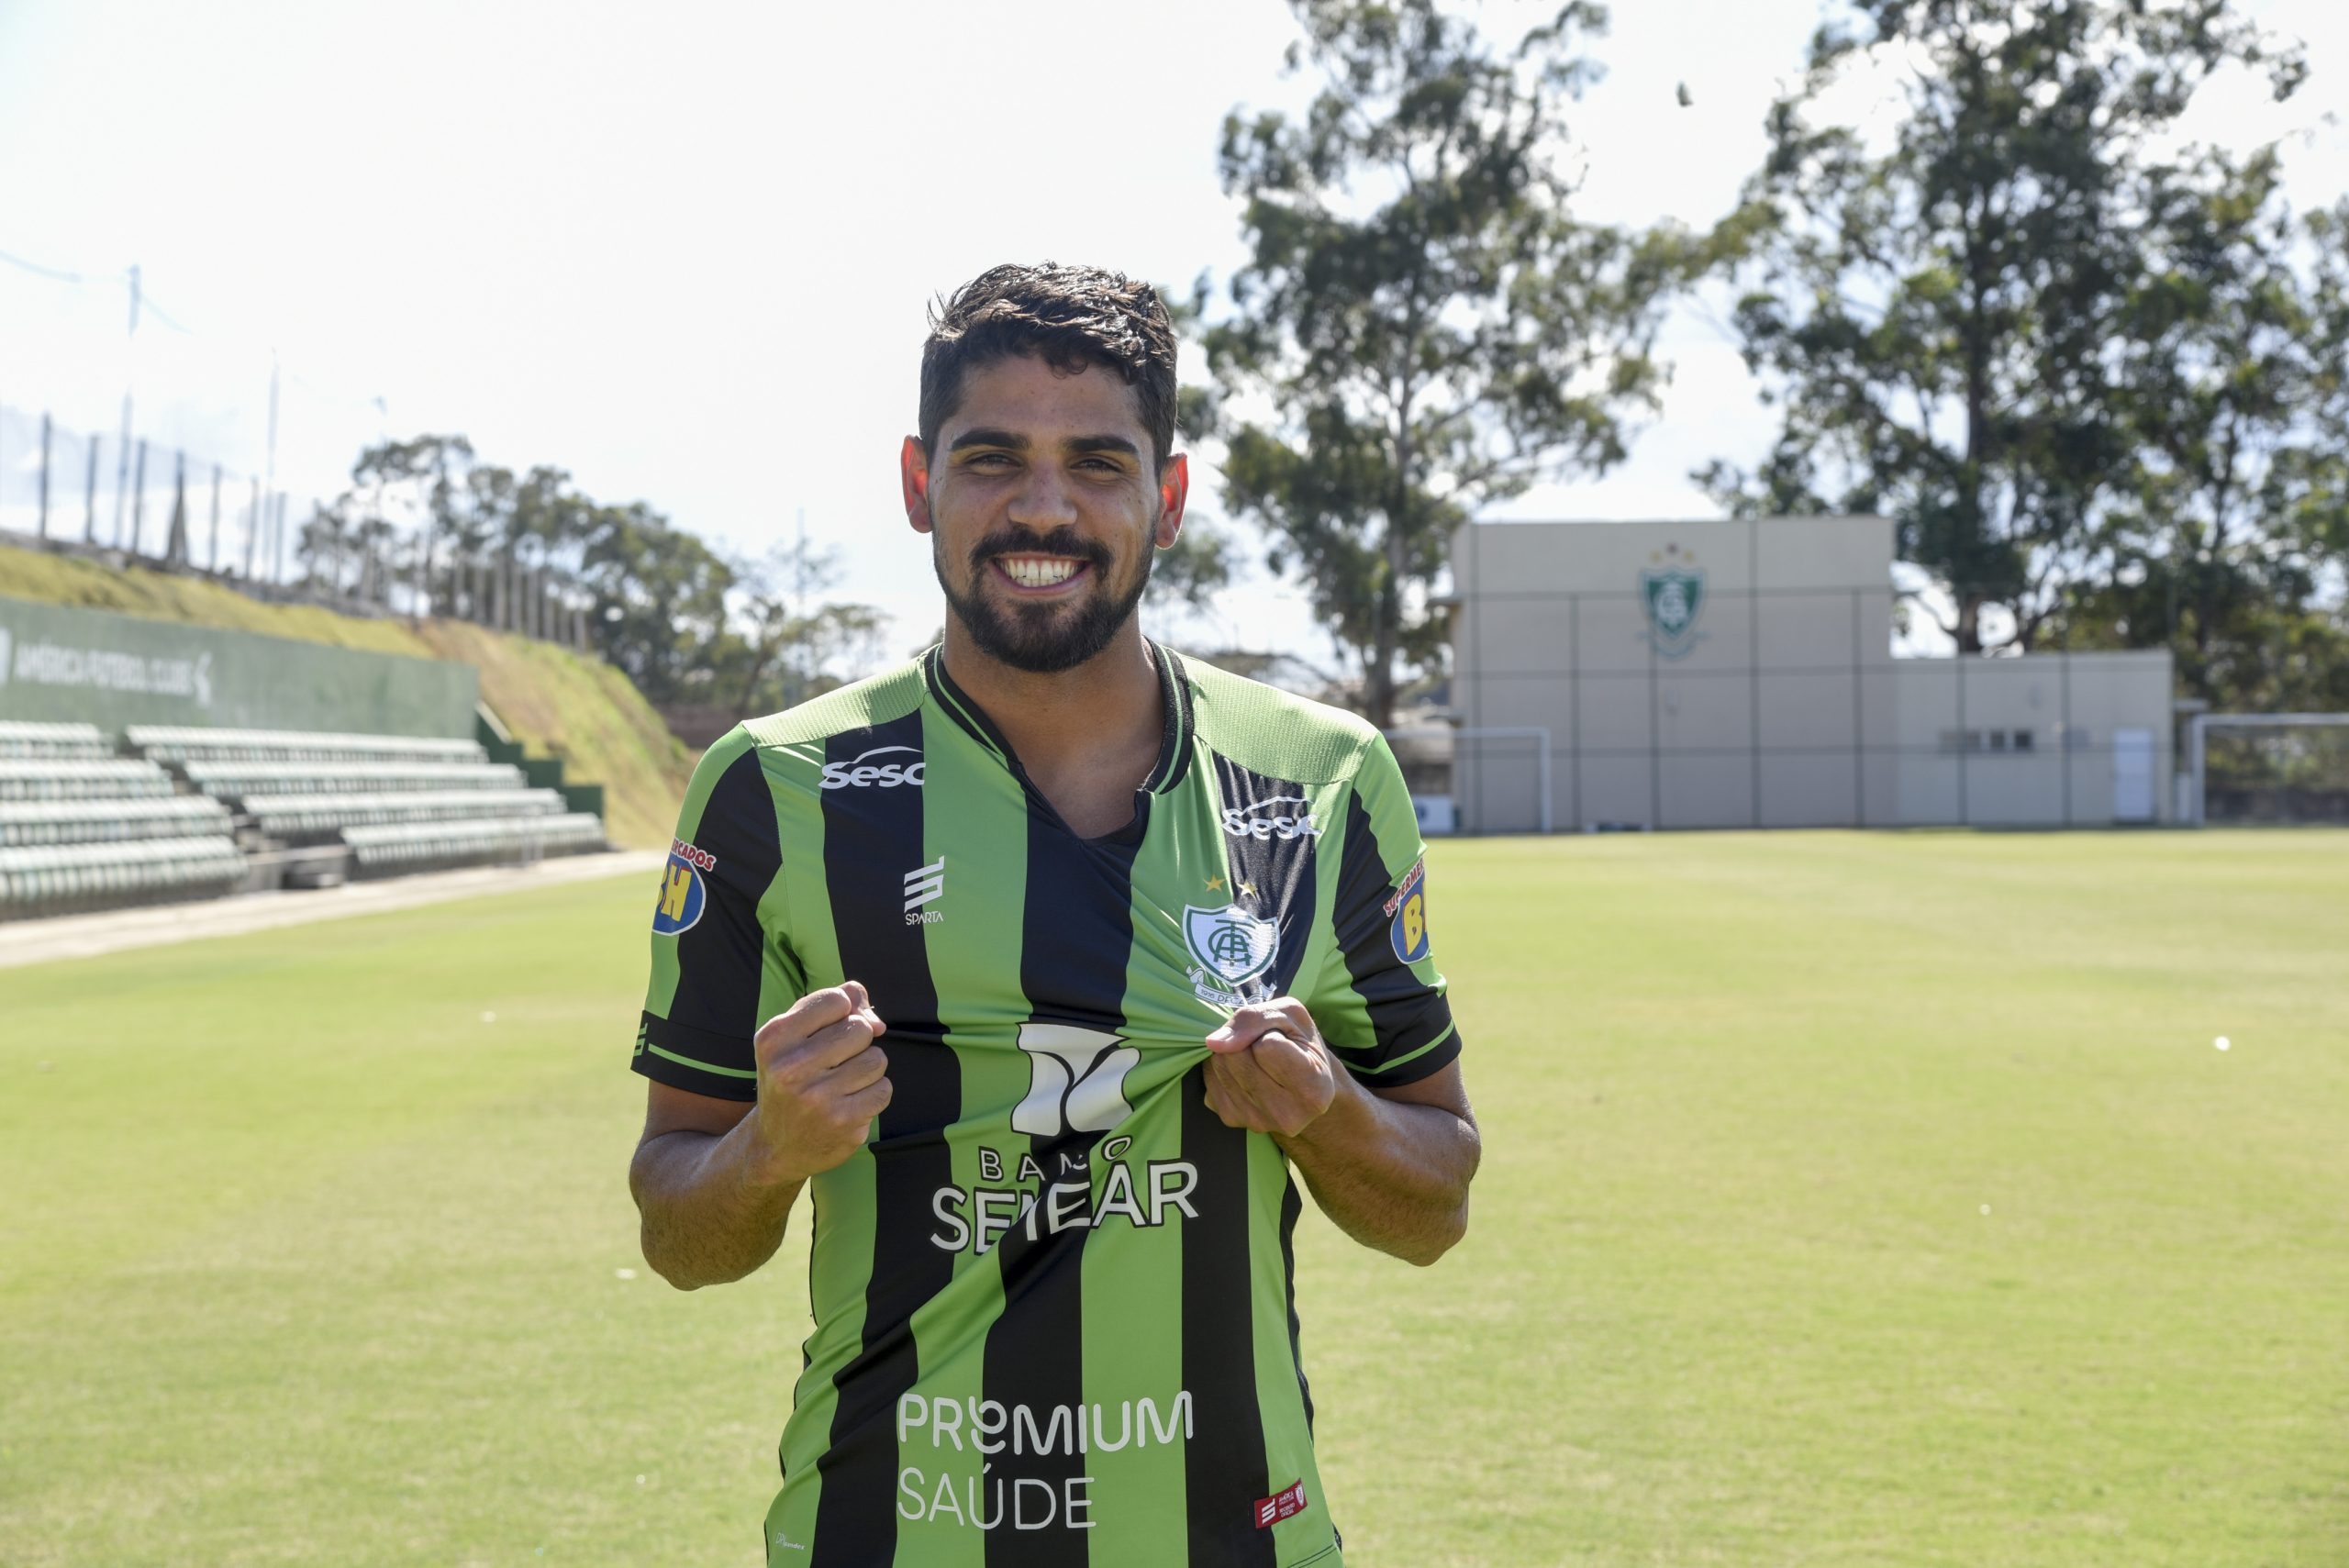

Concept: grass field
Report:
left=2, top=830, right=2344, bottom=1566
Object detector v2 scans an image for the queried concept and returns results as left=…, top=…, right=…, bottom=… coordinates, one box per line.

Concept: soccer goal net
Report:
left=2188, top=713, right=2349, bottom=826
left=1383, top=726, right=1553, bottom=836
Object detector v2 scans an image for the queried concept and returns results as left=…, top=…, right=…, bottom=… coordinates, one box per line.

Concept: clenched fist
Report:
left=747, top=981, right=890, bottom=1187
left=1203, top=997, right=1341, bottom=1140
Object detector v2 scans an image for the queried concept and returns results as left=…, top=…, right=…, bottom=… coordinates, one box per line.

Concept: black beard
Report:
left=936, top=523, right=1154, bottom=674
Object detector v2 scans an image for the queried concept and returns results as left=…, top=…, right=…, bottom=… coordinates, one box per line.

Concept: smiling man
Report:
left=628, top=262, right=1479, bottom=1567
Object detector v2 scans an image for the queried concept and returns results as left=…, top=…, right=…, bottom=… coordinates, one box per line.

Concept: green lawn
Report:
left=2, top=831, right=2344, bottom=1566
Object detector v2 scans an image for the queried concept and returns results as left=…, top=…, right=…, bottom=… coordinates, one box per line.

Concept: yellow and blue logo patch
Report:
left=652, top=843, right=709, bottom=935
left=1385, top=856, right=1429, bottom=963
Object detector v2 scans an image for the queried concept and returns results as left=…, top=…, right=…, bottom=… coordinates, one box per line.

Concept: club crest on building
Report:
left=1183, top=903, right=1279, bottom=1007
left=1640, top=543, right=1706, bottom=660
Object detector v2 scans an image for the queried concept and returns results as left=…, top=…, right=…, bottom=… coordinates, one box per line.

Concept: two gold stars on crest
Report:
left=1204, top=875, right=1257, bottom=898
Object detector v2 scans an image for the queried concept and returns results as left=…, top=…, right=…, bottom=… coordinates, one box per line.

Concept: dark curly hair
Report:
left=919, top=262, right=1178, bottom=472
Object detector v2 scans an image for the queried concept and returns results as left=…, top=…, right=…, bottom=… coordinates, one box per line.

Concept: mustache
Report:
left=968, top=526, right=1113, bottom=575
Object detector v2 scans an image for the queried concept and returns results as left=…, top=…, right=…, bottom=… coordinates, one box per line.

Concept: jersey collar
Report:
left=922, top=638, right=1196, bottom=797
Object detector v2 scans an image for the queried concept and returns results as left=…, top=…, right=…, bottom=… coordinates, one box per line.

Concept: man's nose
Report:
left=1007, top=463, right=1081, bottom=531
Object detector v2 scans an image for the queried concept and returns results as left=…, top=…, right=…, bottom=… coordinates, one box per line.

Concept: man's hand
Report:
left=747, top=981, right=890, bottom=1187
left=1203, top=996, right=1342, bottom=1141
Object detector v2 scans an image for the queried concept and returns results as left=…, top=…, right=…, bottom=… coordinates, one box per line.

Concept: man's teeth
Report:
left=999, top=556, right=1084, bottom=588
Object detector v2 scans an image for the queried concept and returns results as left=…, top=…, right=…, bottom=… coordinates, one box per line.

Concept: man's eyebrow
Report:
left=947, top=430, right=1144, bottom=460
left=948, top=428, right=1030, bottom=453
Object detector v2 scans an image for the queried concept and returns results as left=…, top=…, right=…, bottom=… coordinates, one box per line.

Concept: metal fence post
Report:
left=1851, top=587, right=1865, bottom=827
left=1647, top=586, right=1662, bottom=829
left=1749, top=521, right=1763, bottom=827
left=112, top=425, right=131, bottom=545
left=130, top=439, right=149, bottom=555
left=37, top=414, right=52, bottom=540
left=242, top=479, right=262, bottom=578
left=2060, top=639, right=2074, bottom=826
left=1956, top=650, right=1969, bottom=826
left=1568, top=593, right=1583, bottom=832
left=166, top=450, right=188, bottom=565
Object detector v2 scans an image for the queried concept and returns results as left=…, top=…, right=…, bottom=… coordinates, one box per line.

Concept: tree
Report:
left=575, top=500, right=738, bottom=706
left=347, top=435, right=477, bottom=616
left=1700, top=0, right=2308, bottom=653
left=314, top=430, right=893, bottom=723
left=1201, top=0, right=1686, bottom=725
left=718, top=539, right=889, bottom=713
left=2051, top=164, right=2349, bottom=710
left=1148, top=512, right=1237, bottom=617
left=294, top=497, right=360, bottom=595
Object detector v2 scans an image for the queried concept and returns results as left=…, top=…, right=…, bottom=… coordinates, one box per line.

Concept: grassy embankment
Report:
left=0, top=543, right=689, bottom=848
left=1, top=829, right=2343, bottom=1566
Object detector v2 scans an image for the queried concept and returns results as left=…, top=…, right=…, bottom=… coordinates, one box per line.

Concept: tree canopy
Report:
left=1201, top=0, right=1689, bottom=725
left=299, top=436, right=883, bottom=717
left=1700, top=0, right=2342, bottom=706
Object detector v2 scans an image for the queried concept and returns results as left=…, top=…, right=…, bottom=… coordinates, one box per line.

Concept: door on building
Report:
left=2113, top=728, right=2155, bottom=823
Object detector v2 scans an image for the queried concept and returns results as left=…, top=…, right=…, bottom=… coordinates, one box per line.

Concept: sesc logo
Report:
left=822, top=745, right=925, bottom=790
left=1219, top=794, right=1320, bottom=841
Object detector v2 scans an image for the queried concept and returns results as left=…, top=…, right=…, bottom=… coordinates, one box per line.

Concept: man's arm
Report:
left=1203, top=1000, right=1479, bottom=1267
left=629, top=982, right=890, bottom=1290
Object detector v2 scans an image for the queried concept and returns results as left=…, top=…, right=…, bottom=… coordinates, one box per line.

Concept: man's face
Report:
left=904, top=353, right=1187, bottom=674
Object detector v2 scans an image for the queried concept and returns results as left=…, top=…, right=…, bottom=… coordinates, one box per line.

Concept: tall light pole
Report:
left=262, top=351, right=280, bottom=584
left=111, top=263, right=141, bottom=547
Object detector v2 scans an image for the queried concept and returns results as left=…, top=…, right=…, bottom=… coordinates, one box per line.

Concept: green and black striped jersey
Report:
left=635, top=641, right=1458, bottom=1568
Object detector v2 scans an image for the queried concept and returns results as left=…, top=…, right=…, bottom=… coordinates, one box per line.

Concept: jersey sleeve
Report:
left=634, top=728, right=799, bottom=1102
left=1308, top=732, right=1462, bottom=1088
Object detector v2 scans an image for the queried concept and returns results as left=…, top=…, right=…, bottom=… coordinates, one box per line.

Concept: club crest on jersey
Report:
left=1184, top=903, right=1279, bottom=994
left=652, top=847, right=708, bottom=935
left=1386, top=856, right=1429, bottom=963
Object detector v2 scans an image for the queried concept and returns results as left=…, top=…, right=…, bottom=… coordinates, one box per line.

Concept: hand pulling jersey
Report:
left=634, top=642, right=1458, bottom=1568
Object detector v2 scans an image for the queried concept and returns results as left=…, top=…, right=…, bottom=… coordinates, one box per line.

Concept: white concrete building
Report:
left=1442, top=517, right=2174, bottom=832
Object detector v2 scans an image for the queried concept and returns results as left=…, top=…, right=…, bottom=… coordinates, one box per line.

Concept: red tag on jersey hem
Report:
left=1253, top=1479, right=1309, bottom=1528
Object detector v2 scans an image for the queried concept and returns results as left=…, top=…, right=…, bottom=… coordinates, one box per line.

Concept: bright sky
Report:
left=3, top=0, right=2343, bottom=669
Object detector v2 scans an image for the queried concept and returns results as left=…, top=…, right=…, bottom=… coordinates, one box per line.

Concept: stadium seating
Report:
left=0, top=721, right=115, bottom=760
left=126, top=725, right=607, bottom=879
left=0, top=796, right=235, bottom=847
left=125, top=726, right=488, bottom=766
left=239, top=787, right=567, bottom=841
left=176, top=760, right=528, bottom=804
left=0, top=748, right=245, bottom=917
left=0, top=835, right=249, bottom=915
left=0, top=759, right=178, bottom=802
left=0, top=722, right=607, bottom=917
left=342, top=813, right=607, bottom=875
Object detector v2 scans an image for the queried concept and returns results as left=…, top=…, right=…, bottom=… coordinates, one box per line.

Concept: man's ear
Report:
left=1153, top=452, right=1190, bottom=550
left=902, top=436, right=933, bottom=535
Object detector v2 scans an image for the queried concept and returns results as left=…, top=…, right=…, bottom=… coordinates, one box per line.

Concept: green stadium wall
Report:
left=0, top=595, right=479, bottom=736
